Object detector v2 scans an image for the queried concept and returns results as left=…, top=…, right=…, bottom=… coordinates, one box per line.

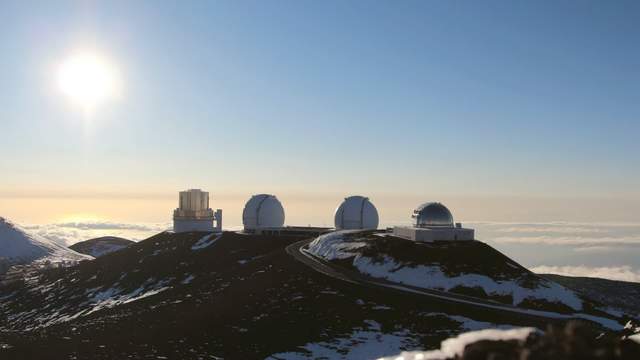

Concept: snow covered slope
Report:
left=0, top=217, right=91, bottom=273
left=306, top=231, right=624, bottom=319
left=69, top=236, right=134, bottom=257
left=542, top=274, right=640, bottom=317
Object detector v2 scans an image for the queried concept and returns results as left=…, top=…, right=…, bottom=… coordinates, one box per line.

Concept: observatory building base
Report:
left=174, top=218, right=217, bottom=233
left=392, top=226, right=474, bottom=242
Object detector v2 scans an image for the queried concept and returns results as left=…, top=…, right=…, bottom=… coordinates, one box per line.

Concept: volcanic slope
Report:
left=542, top=274, right=640, bottom=317
left=69, top=236, right=134, bottom=257
left=0, top=231, right=629, bottom=359
left=305, top=230, right=634, bottom=323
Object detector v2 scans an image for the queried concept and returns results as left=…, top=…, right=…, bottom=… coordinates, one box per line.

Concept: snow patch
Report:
left=181, top=275, right=195, bottom=284
left=267, top=320, right=419, bottom=360
left=191, top=233, right=221, bottom=251
left=307, top=231, right=366, bottom=260
left=353, top=255, right=583, bottom=310
left=85, top=278, right=172, bottom=316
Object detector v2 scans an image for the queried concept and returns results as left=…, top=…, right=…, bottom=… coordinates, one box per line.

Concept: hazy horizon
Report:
left=3, top=190, right=640, bottom=225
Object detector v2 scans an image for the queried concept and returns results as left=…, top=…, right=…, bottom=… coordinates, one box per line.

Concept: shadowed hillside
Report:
left=0, top=230, right=635, bottom=359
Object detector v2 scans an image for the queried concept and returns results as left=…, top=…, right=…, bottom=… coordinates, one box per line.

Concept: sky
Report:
left=1, top=0, right=639, bottom=281
left=0, top=1, right=639, bottom=239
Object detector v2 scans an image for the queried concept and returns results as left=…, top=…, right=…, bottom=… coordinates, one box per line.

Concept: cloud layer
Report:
left=472, top=222, right=640, bottom=248
left=22, top=221, right=170, bottom=246
left=467, top=222, right=640, bottom=283
left=530, top=265, right=640, bottom=283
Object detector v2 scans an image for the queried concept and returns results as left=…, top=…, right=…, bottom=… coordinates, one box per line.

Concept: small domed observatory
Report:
left=242, top=194, right=285, bottom=234
left=173, top=189, right=222, bottom=233
left=334, top=196, right=379, bottom=230
left=393, top=202, right=474, bottom=242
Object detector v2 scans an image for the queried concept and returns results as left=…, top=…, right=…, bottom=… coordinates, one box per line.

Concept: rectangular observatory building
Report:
left=173, top=189, right=222, bottom=233
left=392, top=224, right=474, bottom=242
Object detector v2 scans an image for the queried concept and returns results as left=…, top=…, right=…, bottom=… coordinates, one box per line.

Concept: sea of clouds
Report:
left=21, top=221, right=172, bottom=246
left=470, top=222, right=640, bottom=283
left=528, top=265, right=640, bottom=283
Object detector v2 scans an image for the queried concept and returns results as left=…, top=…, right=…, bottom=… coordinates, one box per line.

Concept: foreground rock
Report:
left=383, top=321, right=640, bottom=360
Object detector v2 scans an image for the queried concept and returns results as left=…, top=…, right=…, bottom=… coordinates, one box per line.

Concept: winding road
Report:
left=285, top=238, right=622, bottom=330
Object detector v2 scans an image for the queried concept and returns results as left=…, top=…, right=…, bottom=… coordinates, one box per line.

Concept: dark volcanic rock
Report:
left=0, top=231, right=519, bottom=359
left=461, top=339, right=522, bottom=360
left=0, top=231, right=633, bottom=359
left=542, top=274, right=640, bottom=318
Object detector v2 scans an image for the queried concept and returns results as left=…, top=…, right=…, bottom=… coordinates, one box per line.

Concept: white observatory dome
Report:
left=413, top=202, right=454, bottom=228
left=334, top=195, right=379, bottom=230
left=242, top=194, right=285, bottom=230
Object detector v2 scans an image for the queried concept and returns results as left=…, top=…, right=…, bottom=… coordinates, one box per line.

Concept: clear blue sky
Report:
left=1, top=0, right=639, bottom=223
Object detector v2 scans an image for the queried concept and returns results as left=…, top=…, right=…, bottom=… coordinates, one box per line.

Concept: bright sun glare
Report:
left=57, top=52, right=120, bottom=110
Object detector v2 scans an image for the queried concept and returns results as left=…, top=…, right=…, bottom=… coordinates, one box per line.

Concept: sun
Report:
left=57, top=52, right=120, bottom=110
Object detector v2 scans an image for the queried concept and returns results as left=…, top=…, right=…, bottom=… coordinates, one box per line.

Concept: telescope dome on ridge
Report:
left=393, top=201, right=474, bottom=242
left=413, top=202, right=454, bottom=228
left=334, top=195, right=379, bottom=230
left=242, top=194, right=285, bottom=230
